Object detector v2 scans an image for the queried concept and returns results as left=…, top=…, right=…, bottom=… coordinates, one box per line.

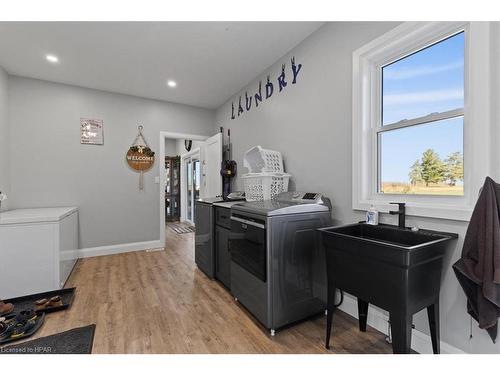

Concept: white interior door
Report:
left=203, top=133, right=223, bottom=198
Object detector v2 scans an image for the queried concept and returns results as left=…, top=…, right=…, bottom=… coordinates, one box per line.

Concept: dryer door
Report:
left=229, top=215, right=267, bottom=282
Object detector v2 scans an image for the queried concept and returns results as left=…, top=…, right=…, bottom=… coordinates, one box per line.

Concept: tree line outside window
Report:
left=409, top=149, right=463, bottom=187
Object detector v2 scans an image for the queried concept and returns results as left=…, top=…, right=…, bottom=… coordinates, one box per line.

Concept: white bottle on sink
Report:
left=366, top=205, right=379, bottom=225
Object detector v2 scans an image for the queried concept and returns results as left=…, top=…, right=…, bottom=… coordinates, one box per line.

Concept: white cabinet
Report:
left=0, top=207, right=79, bottom=299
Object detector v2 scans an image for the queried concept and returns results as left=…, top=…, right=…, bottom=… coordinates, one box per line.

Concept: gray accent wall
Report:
left=215, top=22, right=499, bottom=353
left=493, top=22, right=500, bottom=183
left=8, top=76, right=214, bottom=248
left=0, top=67, right=9, bottom=211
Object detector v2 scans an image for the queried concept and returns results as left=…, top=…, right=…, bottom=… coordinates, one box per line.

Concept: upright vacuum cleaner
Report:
left=220, top=128, right=237, bottom=200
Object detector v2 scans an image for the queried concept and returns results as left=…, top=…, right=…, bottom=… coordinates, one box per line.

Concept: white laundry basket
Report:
left=243, top=172, right=291, bottom=201
left=243, top=146, right=284, bottom=173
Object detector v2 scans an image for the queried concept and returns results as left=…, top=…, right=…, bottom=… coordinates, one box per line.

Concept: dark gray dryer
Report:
left=229, top=192, right=332, bottom=336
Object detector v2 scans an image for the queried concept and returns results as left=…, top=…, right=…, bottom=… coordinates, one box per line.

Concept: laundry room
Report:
left=1, top=1, right=500, bottom=374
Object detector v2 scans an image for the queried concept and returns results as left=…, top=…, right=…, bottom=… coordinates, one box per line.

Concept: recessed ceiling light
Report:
left=167, top=80, right=177, bottom=88
left=45, top=54, right=59, bottom=63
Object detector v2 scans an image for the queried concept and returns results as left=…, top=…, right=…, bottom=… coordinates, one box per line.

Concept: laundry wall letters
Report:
left=230, top=56, right=302, bottom=120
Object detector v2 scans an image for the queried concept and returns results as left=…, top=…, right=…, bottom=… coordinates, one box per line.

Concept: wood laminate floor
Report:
left=14, top=224, right=393, bottom=353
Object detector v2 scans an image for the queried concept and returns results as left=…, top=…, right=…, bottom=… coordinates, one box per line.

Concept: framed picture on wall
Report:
left=80, top=118, right=104, bottom=145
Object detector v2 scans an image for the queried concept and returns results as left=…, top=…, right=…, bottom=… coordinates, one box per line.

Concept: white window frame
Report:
left=352, top=22, right=492, bottom=221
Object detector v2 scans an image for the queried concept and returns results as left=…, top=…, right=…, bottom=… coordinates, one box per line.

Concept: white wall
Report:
left=8, top=76, right=214, bottom=248
left=164, top=138, right=178, bottom=157
left=175, top=138, right=204, bottom=157
left=215, top=22, right=500, bottom=353
left=0, top=67, right=9, bottom=211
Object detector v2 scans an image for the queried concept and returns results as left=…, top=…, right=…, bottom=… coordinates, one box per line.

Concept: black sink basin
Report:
left=318, top=223, right=458, bottom=354
left=320, top=223, right=456, bottom=249
left=318, top=223, right=457, bottom=268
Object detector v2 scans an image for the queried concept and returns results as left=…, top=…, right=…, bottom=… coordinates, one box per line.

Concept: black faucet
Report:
left=389, top=202, right=406, bottom=228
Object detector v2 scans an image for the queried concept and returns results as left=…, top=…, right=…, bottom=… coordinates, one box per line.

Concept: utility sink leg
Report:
left=270, top=329, right=276, bottom=337
left=357, top=298, right=369, bottom=332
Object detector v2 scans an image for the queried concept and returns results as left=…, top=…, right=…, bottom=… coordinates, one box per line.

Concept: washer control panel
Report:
left=277, top=191, right=322, bottom=204
left=302, top=192, right=319, bottom=200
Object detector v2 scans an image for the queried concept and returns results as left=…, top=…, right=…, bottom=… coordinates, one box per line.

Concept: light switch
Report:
left=154, top=176, right=160, bottom=184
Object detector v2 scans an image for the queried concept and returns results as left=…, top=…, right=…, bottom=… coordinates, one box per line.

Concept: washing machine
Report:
left=229, top=192, right=332, bottom=335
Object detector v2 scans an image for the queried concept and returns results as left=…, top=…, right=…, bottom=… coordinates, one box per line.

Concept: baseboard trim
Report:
left=77, top=240, right=163, bottom=258
left=338, top=293, right=465, bottom=354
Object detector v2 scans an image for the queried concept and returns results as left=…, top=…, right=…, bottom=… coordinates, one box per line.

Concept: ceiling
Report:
left=0, top=22, right=323, bottom=109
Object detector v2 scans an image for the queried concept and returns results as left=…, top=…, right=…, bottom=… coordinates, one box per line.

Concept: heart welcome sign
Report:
left=127, top=125, right=155, bottom=190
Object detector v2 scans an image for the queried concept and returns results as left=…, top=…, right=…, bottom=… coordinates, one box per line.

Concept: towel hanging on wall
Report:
left=453, top=176, right=500, bottom=342
left=126, top=125, right=155, bottom=191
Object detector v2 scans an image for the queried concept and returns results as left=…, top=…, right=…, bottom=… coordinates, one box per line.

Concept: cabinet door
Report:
left=215, top=207, right=231, bottom=229
left=215, top=226, right=231, bottom=289
left=165, top=156, right=181, bottom=221
left=194, top=202, right=214, bottom=278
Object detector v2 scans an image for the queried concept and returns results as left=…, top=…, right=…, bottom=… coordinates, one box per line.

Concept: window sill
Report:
left=353, top=200, right=472, bottom=222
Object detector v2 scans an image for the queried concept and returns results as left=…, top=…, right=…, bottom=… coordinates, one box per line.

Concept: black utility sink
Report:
left=318, top=223, right=458, bottom=354
left=322, top=223, right=455, bottom=248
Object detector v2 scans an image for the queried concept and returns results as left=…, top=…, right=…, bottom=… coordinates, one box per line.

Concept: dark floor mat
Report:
left=0, top=324, right=96, bottom=354
left=2, top=287, right=76, bottom=316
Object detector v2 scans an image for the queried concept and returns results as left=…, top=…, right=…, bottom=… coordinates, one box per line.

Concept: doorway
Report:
left=159, top=132, right=208, bottom=247
left=158, top=131, right=222, bottom=247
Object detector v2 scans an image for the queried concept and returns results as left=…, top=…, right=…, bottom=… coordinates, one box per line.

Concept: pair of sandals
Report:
left=0, top=310, right=37, bottom=340
left=35, top=295, right=63, bottom=311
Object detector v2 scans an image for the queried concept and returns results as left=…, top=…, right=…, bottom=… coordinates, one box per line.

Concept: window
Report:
left=378, top=32, right=465, bottom=196
left=352, top=22, right=492, bottom=221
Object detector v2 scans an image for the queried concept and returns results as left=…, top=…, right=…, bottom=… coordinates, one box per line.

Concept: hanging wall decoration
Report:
left=80, top=118, right=104, bottom=145
left=230, top=56, right=302, bottom=120
left=126, top=125, right=155, bottom=191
